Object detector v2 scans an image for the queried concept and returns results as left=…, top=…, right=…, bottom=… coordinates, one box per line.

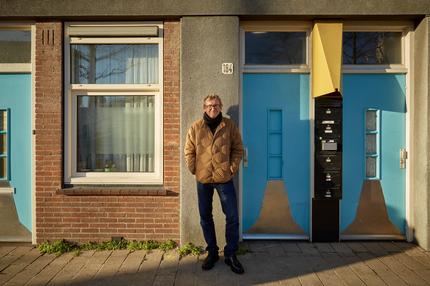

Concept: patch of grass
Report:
left=177, top=243, right=204, bottom=257
left=159, top=240, right=177, bottom=251
left=127, top=240, right=145, bottom=251
left=80, top=239, right=128, bottom=251
left=37, top=239, right=198, bottom=257
left=98, top=238, right=128, bottom=250
left=73, top=249, right=82, bottom=256
left=236, top=243, right=251, bottom=255
left=80, top=241, right=100, bottom=251
left=127, top=240, right=160, bottom=251
left=38, top=239, right=79, bottom=255
left=143, top=240, right=160, bottom=250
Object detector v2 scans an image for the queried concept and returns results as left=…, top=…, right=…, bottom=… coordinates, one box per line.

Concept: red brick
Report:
left=35, top=21, right=181, bottom=244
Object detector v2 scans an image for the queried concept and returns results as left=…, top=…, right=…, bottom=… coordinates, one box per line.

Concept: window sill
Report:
left=58, top=185, right=174, bottom=196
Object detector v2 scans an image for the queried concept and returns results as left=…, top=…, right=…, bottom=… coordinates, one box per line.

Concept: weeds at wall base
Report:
left=38, top=239, right=251, bottom=257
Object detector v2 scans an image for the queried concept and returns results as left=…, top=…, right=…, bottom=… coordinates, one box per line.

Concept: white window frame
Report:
left=64, top=22, right=164, bottom=185
left=342, top=21, right=412, bottom=74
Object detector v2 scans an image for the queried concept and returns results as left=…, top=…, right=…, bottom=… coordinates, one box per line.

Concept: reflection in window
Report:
left=77, top=95, right=155, bottom=173
left=0, top=30, right=31, bottom=63
left=365, top=109, right=380, bottom=179
left=71, top=44, right=159, bottom=84
left=343, top=32, right=402, bottom=64
left=245, top=32, right=306, bottom=65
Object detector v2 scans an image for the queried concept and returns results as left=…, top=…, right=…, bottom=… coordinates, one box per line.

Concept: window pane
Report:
left=366, top=157, right=377, bottom=178
left=245, top=32, right=306, bottom=65
left=77, top=95, right=155, bottom=172
left=0, top=30, right=31, bottom=63
left=366, top=134, right=377, bottom=154
left=366, top=110, right=377, bottom=131
left=71, top=44, right=159, bottom=84
left=343, top=32, right=402, bottom=64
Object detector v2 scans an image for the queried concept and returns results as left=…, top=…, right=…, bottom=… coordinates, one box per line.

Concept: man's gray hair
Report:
left=203, top=94, right=223, bottom=109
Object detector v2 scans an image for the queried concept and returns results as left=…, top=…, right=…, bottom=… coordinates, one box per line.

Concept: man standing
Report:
left=184, top=94, right=244, bottom=274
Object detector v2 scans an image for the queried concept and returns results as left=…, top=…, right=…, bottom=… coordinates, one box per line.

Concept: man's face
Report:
left=204, top=98, right=221, bottom=119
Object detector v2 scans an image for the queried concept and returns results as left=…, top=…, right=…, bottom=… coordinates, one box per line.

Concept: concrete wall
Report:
left=413, top=16, right=430, bottom=250
left=1, top=0, right=429, bottom=18
left=180, top=16, right=240, bottom=247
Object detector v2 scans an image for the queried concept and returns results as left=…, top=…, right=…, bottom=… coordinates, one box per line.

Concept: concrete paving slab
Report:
left=47, top=250, right=95, bottom=286
left=0, top=248, right=42, bottom=285
left=0, top=241, right=428, bottom=285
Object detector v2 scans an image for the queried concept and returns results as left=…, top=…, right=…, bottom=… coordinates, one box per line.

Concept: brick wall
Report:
left=163, top=21, right=181, bottom=195
left=35, top=21, right=181, bottom=243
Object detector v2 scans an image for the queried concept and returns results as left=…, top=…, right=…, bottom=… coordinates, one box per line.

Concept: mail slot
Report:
left=322, top=141, right=337, bottom=151
left=316, top=123, right=342, bottom=138
left=316, top=171, right=342, bottom=189
left=314, top=188, right=342, bottom=199
left=315, top=107, right=342, bottom=122
left=316, top=154, right=342, bottom=170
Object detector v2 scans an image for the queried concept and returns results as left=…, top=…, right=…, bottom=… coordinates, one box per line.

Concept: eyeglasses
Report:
left=205, top=104, right=220, bottom=109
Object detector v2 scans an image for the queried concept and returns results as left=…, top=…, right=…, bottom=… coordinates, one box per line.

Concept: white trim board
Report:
left=64, top=22, right=164, bottom=185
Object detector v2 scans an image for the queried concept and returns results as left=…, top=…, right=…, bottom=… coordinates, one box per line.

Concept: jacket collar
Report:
left=199, top=117, right=226, bottom=137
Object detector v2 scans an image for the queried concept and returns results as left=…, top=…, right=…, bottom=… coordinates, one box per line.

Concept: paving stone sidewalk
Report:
left=0, top=241, right=429, bottom=285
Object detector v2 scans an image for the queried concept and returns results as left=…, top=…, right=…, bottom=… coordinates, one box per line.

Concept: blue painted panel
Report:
left=341, top=74, right=406, bottom=233
left=243, top=73, right=310, bottom=234
left=268, top=157, right=282, bottom=179
left=268, top=109, right=283, bottom=179
left=0, top=74, right=32, bottom=231
left=269, top=134, right=282, bottom=155
left=381, top=109, right=406, bottom=230
left=269, top=110, right=282, bottom=131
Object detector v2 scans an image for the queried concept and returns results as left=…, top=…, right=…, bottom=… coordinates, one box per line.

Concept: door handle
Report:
left=243, top=147, right=248, bottom=168
left=400, top=148, right=407, bottom=169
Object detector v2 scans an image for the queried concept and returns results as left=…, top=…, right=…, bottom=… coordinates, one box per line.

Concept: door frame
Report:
left=239, top=21, right=312, bottom=240
left=239, top=20, right=414, bottom=242
left=0, top=22, right=36, bottom=243
left=340, top=21, right=413, bottom=241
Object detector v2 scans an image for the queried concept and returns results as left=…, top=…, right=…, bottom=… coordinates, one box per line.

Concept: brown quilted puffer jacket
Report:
left=184, top=117, right=243, bottom=183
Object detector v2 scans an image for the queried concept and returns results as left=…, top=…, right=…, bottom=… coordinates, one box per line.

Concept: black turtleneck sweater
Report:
left=203, top=112, right=223, bottom=134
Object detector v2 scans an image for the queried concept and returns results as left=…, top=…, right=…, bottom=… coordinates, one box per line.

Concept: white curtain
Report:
left=90, top=96, right=154, bottom=172
left=125, top=45, right=159, bottom=84
left=76, top=43, right=158, bottom=173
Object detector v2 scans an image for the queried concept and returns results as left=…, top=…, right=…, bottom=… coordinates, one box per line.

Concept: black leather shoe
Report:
left=202, top=252, right=219, bottom=270
left=224, top=255, right=245, bottom=274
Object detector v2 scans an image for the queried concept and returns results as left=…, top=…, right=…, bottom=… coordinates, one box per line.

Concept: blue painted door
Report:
left=0, top=74, right=32, bottom=231
left=242, top=74, right=310, bottom=238
left=341, top=74, right=406, bottom=237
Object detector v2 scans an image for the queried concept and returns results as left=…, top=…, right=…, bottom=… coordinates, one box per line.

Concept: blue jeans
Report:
left=196, top=180, right=239, bottom=257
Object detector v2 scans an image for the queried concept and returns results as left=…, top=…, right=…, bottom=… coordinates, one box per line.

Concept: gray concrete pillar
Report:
left=413, top=16, right=430, bottom=250
left=180, top=16, right=240, bottom=248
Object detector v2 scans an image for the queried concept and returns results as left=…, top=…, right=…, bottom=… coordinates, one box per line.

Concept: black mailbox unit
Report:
left=312, top=93, right=342, bottom=242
